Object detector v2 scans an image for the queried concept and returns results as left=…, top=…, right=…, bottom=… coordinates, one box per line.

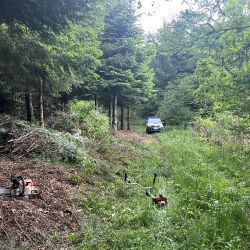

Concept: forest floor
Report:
left=0, top=129, right=153, bottom=250
left=0, top=161, right=82, bottom=249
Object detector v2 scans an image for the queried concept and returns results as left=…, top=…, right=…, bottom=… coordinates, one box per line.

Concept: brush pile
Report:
left=0, top=114, right=88, bottom=162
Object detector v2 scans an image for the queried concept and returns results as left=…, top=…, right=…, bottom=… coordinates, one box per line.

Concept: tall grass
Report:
left=70, top=127, right=250, bottom=249
left=154, top=129, right=250, bottom=249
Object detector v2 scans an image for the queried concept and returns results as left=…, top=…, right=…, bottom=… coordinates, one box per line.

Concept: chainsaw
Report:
left=125, top=172, right=168, bottom=207
left=0, top=174, right=39, bottom=197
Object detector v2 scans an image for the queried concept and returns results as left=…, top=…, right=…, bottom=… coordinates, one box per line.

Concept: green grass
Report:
left=69, top=127, right=250, bottom=249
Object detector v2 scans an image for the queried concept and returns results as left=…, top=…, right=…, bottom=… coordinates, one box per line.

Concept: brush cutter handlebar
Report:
left=125, top=172, right=157, bottom=198
left=124, top=172, right=168, bottom=206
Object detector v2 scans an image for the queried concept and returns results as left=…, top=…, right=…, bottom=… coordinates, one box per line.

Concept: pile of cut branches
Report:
left=0, top=114, right=90, bottom=163
left=1, top=128, right=55, bottom=159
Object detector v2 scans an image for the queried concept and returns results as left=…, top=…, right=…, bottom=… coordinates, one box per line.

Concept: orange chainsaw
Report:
left=0, top=174, right=39, bottom=197
left=125, top=172, right=168, bottom=207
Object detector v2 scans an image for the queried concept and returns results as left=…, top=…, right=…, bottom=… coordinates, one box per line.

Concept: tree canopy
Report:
left=1, top=0, right=250, bottom=131
left=146, top=0, right=250, bottom=127
left=0, top=0, right=105, bottom=34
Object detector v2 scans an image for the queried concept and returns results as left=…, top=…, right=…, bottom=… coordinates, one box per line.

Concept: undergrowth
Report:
left=2, top=112, right=250, bottom=249
left=68, top=125, right=250, bottom=249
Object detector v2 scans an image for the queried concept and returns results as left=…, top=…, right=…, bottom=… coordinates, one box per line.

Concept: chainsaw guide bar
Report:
left=0, top=188, right=11, bottom=195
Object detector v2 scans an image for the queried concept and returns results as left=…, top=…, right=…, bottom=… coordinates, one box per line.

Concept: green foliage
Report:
left=193, top=111, right=250, bottom=155
left=45, top=110, right=82, bottom=132
left=196, top=59, right=250, bottom=118
left=83, top=110, right=110, bottom=140
left=153, top=0, right=250, bottom=133
left=45, top=100, right=97, bottom=132
left=0, top=114, right=96, bottom=166
left=68, top=126, right=250, bottom=249
left=95, top=0, right=155, bottom=104
left=0, top=0, right=107, bottom=34
left=0, top=0, right=109, bottom=119
left=70, top=100, right=95, bottom=116
left=157, top=82, right=196, bottom=126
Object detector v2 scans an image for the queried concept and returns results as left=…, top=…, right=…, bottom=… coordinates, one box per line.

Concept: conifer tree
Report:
left=95, top=0, right=154, bottom=132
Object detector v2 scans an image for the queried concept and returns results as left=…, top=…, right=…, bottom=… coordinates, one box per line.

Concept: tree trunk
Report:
left=61, top=95, right=64, bottom=111
left=121, top=103, right=125, bottom=130
left=25, top=93, right=31, bottom=122
left=113, top=93, right=117, bottom=134
left=127, top=105, right=131, bottom=130
left=29, top=93, right=35, bottom=124
left=39, top=76, right=44, bottom=128
left=61, top=93, right=68, bottom=111
left=109, top=96, right=113, bottom=127
left=25, top=92, right=35, bottom=123
left=11, top=89, right=15, bottom=117
left=95, top=95, right=98, bottom=112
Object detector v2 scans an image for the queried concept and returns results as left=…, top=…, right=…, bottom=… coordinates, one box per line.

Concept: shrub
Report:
left=83, top=110, right=110, bottom=141
left=44, top=100, right=96, bottom=133
left=157, top=83, right=196, bottom=127
left=44, top=110, right=81, bottom=132
left=70, top=100, right=95, bottom=115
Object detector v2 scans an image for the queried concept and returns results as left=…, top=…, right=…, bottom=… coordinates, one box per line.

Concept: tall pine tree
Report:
left=94, top=0, right=154, bottom=132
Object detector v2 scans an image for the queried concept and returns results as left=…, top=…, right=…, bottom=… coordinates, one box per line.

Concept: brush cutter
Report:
left=0, top=174, right=39, bottom=197
left=125, top=172, right=168, bottom=207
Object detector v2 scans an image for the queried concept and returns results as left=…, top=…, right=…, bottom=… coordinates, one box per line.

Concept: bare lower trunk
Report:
left=11, top=89, right=15, bottom=117
left=121, top=104, right=125, bottom=130
left=127, top=105, right=131, bottom=130
left=39, top=76, right=44, bottom=128
left=61, top=96, right=64, bottom=111
left=61, top=93, right=68, bottom=111
left=113, top=93, right=117, bottom=135
left=95, top=95, right=98, bottom=112
left=109, top=96, right=113, bottom=128
left=25, top=93, right=31, bottom=122
left=25, top=92, right=34, bottom=123
left=29, top=93, right=35, bottom=124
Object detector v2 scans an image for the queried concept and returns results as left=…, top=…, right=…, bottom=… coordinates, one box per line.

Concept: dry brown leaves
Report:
left=0, top=161, right=83, bottom=249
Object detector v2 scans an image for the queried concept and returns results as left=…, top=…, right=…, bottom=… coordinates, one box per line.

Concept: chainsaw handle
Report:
left=11, top=174, right=25, bottom=196
left=18, top=176, right=25, bottom=196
